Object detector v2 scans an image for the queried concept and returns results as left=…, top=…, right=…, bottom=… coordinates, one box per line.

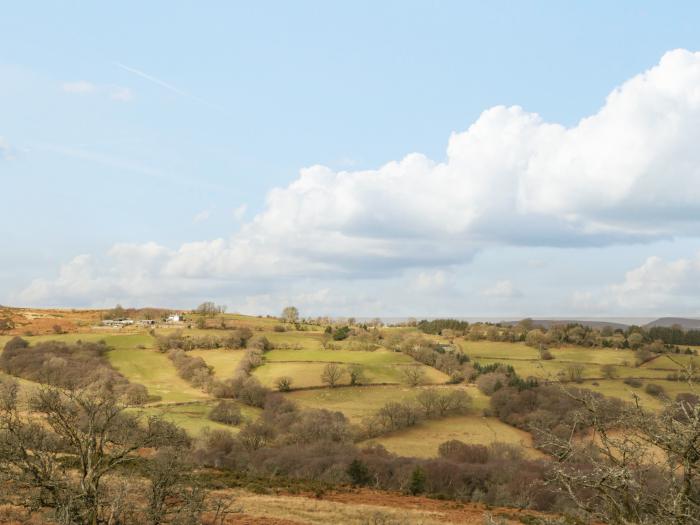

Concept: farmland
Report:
left=2, top=312, right=699, bottom=446
left=2, top=307, right=700, bottom=524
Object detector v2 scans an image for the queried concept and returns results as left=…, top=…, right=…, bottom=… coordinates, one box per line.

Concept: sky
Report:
left=2, top=1, right=700, bottom=319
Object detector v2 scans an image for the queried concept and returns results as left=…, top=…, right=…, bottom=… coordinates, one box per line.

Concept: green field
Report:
left=263, top=331, right=324, bottom=348
left=254, top=361, right=448, bottom=389
left=264, top=348, right=414, bottom=365
left=107, top=347, right=209, bottom=404
left=190, top=348, right=247, bottom=378
left=4, top=317, right=700, bottom=452
left=363, top=415, right=542, bottom=459
left=137, top=401, right=260, bottom=436
left=287, top=384, right=487, bottom=422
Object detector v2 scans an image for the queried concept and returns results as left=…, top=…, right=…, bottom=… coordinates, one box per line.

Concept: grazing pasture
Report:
left=137, top=401, right=259, bottom=435
left=364, top=415, right=542, bottom=459
left=264, top=348, right=415, bottom=365
left=189, top=348, right=247, bottom=377
left=287, top=384, right=488, bottom=422
left=107, top=347, right=209, bottom=403
left=254, top=360, right=448, bottom=389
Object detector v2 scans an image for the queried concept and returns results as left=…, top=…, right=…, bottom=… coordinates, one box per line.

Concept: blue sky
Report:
left=3, top=1, right=700, bottom=318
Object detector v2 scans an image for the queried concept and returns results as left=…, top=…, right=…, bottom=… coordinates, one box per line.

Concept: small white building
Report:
left=166, top=314, right=182, bottom=323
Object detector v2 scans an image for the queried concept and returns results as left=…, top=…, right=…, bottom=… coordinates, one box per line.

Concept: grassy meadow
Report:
left=364, top=415, right=542, bottom=459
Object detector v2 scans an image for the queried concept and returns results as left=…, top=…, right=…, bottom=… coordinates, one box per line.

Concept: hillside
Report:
left=644, top=317, right=700, bottom=329
left=1, top=307, right=699, bottom=524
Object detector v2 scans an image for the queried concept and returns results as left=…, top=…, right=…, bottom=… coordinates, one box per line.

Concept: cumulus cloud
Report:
left=21, top=49, right=700, bottom=308
left=574, top=253, right=700, bottom=314
left=482, top=280, right=522, bottom=298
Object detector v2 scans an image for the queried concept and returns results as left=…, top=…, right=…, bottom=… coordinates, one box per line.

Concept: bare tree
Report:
left=281, top=306, right=299, bottom=324
left=402, top=365, right=426, bottom=387
left=540, top=361, right=700, bottom=524
left=0, top=379, right=188, bottom=524
left=321, top=363, right=345, bottom=388
left=195, top=302, right=226, bottom=317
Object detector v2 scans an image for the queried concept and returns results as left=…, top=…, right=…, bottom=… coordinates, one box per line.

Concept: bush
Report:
left=332, top=326, right=351, bottom=341
left=476, top=372, right=508, bottom=395
left=248, top=335, right=273, bottom=351
left=408, top=466, right=426, bottom=495
left=209, top=400, right=243, bottom=425
left=347, top=459, right=371, bottom=486
left=540, top=349, right=554, bottom=360
left=644, top=383, right=665, bottom=397
left=123, top=383, right=149, bottom=405
left=601, top=364, right=618, bottom=379
left=0, top=338, right=128, bottom=390
left=623, top=377, right=643, bottom=388
left=347, top=364, right=367, bottom=386
left=275, top=376, right=293, bottom=392
left=438, top=440, right=489, bottom=463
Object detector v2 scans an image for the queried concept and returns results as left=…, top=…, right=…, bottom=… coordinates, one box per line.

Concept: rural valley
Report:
left=1, top=305, right=699, bottom=523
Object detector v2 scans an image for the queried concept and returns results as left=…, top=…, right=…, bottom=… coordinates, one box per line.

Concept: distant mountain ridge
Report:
left=500, top=317, right=700, bottom=331
left=643, top=317, right=700, bottom=330
left=501, top=319, right=630, bottom=330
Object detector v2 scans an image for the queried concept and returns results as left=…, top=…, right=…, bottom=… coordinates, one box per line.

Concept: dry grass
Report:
left=227, top=490, right=454, bottom=524
left=363, top=415, right=542, bottom=459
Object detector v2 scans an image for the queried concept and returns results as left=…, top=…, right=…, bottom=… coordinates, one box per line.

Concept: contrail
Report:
left=114, top=62, right=224, bottom=110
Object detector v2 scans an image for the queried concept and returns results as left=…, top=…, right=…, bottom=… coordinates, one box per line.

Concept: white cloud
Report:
left=62, top=81, right=96, bottom=94
left=193, top=210, right=211, bottom=223
left=232, top=204, right=247, bottom=221
left=21, top=49, right=700, bottom=308
left=414, top=270, right=450, bottom=292
left=575, top=253, right=700, bottom=314
left=482, top=280, right=522, bottom=298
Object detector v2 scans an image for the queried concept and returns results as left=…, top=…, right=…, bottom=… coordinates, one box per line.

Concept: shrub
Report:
left=563, top=364, right=585, bottom=383
left=209, top=400, right=243, bottom=425
left=248, top=335, right=272, bottom=351
left=539, top=349, right=554, bottom=360
left=644, top=383, right=665, bottom=397
left=408, top=466, right=426, bottom=495
left=347, top=364, right=367, bottom=386
left=601, top=364, right=618, bottom=379
left=476, top=372, right=508, bottom=395
left=332, top=326, right=351, bottom=341
left=275, top=376, right=293, bottom=392
left=623, top=377, right=643, bottom=388
left=438, top=440, right=489, bottom=463
left=123, top=383, right=149, bottom=405
left=0, top=338, right=128, bottom=390
left=347, top=459, right=371, bottom=486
